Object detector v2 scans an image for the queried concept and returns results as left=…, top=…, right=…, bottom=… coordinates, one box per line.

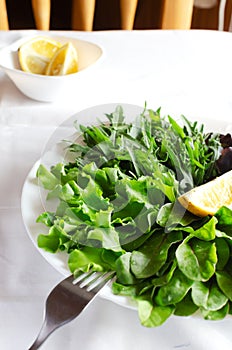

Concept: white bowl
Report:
left=0, top=35, right=103, bottom=102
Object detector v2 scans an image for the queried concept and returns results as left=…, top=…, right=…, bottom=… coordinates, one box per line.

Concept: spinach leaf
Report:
left=174, top=292, right=198, bottom=316
left=130, top=231, right=182, bottom=278
left=176, top=237, right=217, bottom=281
left=216, top=271, right=232, bottom=301
left=155, top=268, right=193, bottom=306
left=137, top=297, right=175, bottom=327
left=201, top=303, right=229, bottom=321
left=191, top=280, right=228, bottom=311
left=215, top=206, right=232, bottom=236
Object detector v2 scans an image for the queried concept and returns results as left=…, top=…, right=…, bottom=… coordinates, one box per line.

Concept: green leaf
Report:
left=155, top=268, right=193, bottom=306
left=216, top=229, right=232, bottom=241
left=192, top=217, right=217, bottom=241
left=191, top=280, right=228, bottom=311
left=131, top=231, right=183, bottom=278
left=174, top=292, right=198, bottom=316
left=80, top=176, right=109, bottom=211
left=150, top=260, right=177, bottom=288
left=176, top=237, right=217, bottom=281
left=215, top=206, right=232, bottom=236
left=201, top=303, right=229, bottom=320
left=36, top=212, right=56, bottom=227
left=68, top=247, right=119, bottom=274
left=137, top=298, right=175, bottom=327
left=50, top=162, right=65, bottom=179
left=59, top=183, right=75, bottom=201
left=216, top=271, right=232, bottom=301
left=87, top=227, right=122, bottom=252
left=94, top=208, right=112, bottom=228
left=215, top=238, right=230, bottom=270
left=115, top=253, right=136, bottom=285
left=37, top=233, right=60, bottom=253
left=36, top=164, right=60, bottom=190
left=37, top=224, right=70, bottom=253
left=156, top=202, right=197, bottom=230
left=112, top=281, right=138, bottom=297
left=134, top=207, right=159, bottom=234
left=168, top=115, right=186, bottom=139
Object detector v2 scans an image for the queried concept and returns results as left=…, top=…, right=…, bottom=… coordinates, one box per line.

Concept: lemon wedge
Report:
left=18, top=36, right=62, bottom=75
left=45, top=42, right=78, bottom=76
left=178, top=170, right=232, bottom=217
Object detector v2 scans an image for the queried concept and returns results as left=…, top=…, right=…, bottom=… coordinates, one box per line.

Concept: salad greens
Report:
left=36, top=105, right=232, bottom=327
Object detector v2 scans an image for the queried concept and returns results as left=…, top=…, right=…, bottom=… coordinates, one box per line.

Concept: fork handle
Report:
left=28, top=319, right=56, bottom=350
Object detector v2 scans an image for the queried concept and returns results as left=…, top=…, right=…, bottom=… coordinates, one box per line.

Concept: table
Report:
left=0, top=29, right=232, bottom=350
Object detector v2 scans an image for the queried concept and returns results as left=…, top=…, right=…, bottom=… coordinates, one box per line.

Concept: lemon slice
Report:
left=45, top=42, right=78, bottom=76
left=178, top=170, right=232, bottom=217
left=18, top=36, right=62, bottom=75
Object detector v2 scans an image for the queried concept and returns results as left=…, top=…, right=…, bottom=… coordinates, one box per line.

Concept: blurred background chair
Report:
left=0, top=0, right=51, bottom=30
left=0, top=0, right=9, bottom=30
left=72, top=0, right=139, bottom=30
left=194, top=0, right=232, bottom=30
left=0, top=0, right=232, bottom=32
left=0, top=0, right=141, bottom=31
left=161, top=0, right=194, bottom=29
left=31, top=0, right=50, bottom=30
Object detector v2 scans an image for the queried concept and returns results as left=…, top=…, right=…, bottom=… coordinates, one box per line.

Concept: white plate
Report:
left=21, top=102, right=231, bottom=310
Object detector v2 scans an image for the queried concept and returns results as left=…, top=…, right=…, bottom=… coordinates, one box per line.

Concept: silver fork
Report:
left=28, top=270, right=115, bottom=350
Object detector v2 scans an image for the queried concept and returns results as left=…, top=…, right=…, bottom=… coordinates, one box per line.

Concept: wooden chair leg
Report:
left=120, top=0, right=138, bottom=30
left=223, top=0, right=232, bottom=31
left=161, top=0, right=194, bottom=29
left=72, top=0, right=96, bottom=31
left=0, top=0, right=9, bottom=30
left=31, top=0, right=51, bottom=30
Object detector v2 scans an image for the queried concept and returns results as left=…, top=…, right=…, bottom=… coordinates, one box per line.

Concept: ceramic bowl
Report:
left=0, top=35, right=103, bottom=102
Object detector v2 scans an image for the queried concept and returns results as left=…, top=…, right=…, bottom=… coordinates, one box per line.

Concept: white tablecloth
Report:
left=1, top=29, right=232, bottom=350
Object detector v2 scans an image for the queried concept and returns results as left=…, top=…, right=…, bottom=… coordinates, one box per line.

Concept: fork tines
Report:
left=73, top=270, right=115, bottom=293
